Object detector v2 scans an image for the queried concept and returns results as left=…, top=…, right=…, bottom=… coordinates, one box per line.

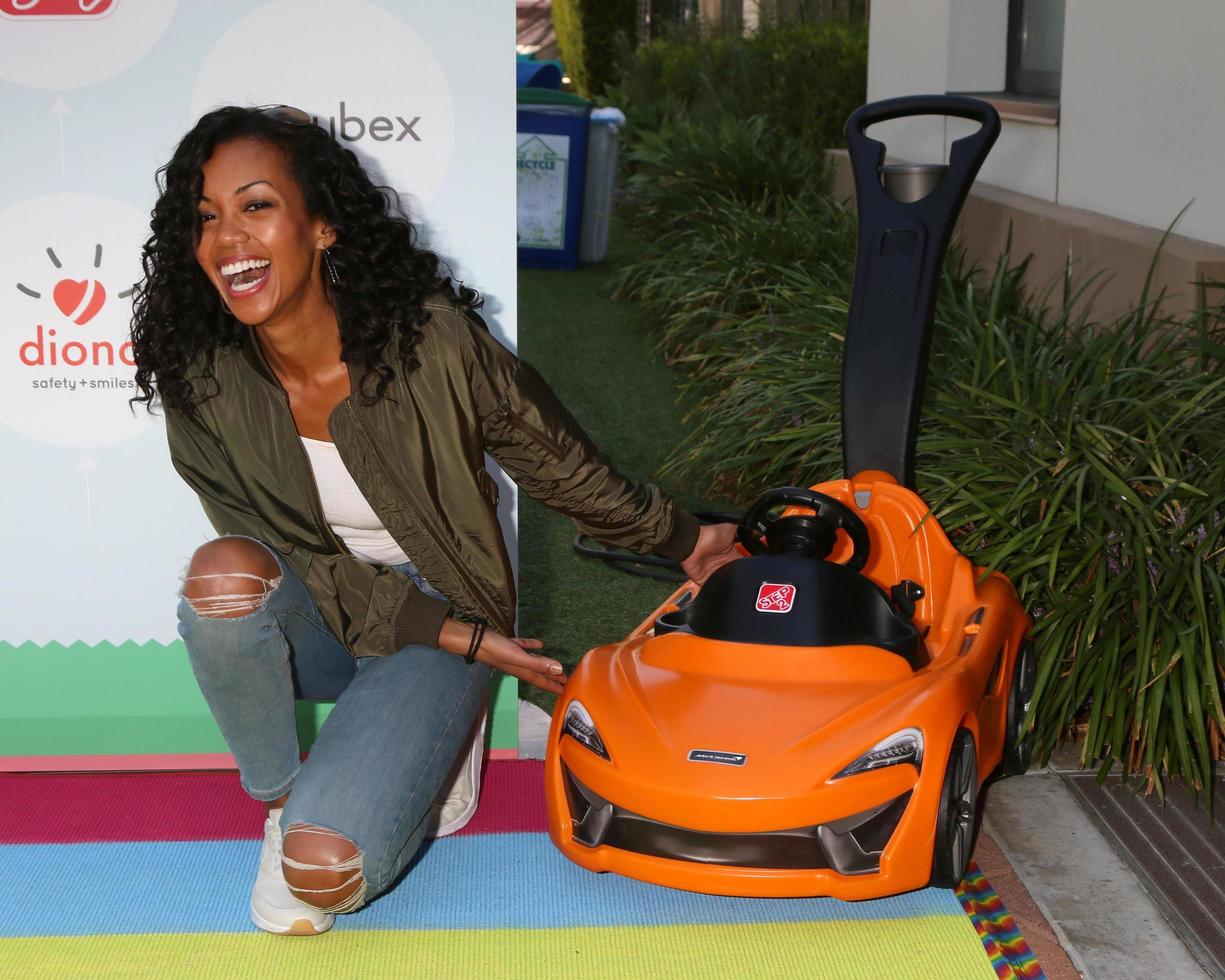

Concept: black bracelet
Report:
left=464, top=620, right=487, bottom=665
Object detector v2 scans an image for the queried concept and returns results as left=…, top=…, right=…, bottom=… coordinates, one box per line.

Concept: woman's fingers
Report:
left=477, top=631, right=565, bottom=693
left=500, top=656, right=566, bottom=694
left=516, top=669, right=566, bottom=695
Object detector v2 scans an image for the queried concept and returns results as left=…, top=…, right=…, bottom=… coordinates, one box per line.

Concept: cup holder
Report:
left=654, top=592, right=695, bottom=636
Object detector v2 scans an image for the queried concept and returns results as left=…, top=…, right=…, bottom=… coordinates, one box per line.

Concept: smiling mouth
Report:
left=218, top=257, right=271, bottom=295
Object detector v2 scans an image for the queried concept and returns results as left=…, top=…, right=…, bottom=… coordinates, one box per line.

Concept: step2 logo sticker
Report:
left=1, top=193, right=153, bottom=449
left=190, top=0, right=452, bottom=207
left=755, top=582, right=797, bottom=614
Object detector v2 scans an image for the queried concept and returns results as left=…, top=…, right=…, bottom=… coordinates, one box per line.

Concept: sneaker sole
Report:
left=250, top=904, right=334, bottom=936
left=431, top=708, right=487, bottom=838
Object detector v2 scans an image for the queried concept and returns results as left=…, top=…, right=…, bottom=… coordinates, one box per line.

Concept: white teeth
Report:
left=219, top=257, right=271, bottom=276
left=230, top=276, right=266, bottom=293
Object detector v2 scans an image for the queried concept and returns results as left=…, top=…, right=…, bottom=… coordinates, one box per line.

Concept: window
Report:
left=1006, top=0, right=1065, bottom=99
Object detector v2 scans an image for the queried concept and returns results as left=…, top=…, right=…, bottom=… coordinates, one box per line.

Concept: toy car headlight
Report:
left=834, top=728, right=923, bottom=779
left=563, top=700, right=609, bottom=760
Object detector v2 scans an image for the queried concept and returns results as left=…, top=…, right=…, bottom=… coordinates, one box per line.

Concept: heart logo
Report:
left=53, top=278, right=107, bottom=325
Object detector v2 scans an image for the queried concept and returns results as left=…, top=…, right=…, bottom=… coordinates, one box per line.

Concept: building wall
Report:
left=1059, top=1, right=1225, bottom=246
left=866, top=0, right=951, bottom=168
left=867, top=0, right=1225, bottom=248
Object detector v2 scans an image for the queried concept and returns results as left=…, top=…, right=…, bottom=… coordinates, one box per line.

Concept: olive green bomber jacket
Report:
left=165, top=299, right=700, bottom=658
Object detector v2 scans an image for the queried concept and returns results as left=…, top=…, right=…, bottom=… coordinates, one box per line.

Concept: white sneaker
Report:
left=429, top=707, right=487, bottom=838
left=249, top=807, right=335, bottom=936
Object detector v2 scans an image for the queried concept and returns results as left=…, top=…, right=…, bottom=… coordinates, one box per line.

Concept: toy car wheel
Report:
left=930, top=729, right=977, bottom=888
left=1002, top=639, right=1037, bottom=776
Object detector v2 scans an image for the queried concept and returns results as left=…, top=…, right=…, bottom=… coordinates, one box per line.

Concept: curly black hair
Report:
left=130, top=105, right=479, bottom=414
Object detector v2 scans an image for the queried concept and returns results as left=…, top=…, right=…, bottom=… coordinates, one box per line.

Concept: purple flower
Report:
left=1106, top=530, right=1122, bottom=575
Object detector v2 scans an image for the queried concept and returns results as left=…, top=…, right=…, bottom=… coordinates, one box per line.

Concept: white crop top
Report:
left=299, top=437, right=411, bottom=565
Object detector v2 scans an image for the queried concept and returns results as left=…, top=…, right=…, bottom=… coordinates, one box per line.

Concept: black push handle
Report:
left=839, top=95, right=1000, bottom=488
left=845, top=95, right=999, bottom=216
left=847, top=93, right=999, bottom=135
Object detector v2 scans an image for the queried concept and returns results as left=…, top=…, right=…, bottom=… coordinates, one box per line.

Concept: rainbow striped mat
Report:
left=0, top=762, right=1042, bottom=979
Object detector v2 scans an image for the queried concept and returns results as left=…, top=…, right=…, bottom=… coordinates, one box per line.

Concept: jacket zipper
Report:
left=245, top=328, right=353, bottom=558
left=263, top=387, right=354, bottom=558
left=345, top=401, right=503, bottom=621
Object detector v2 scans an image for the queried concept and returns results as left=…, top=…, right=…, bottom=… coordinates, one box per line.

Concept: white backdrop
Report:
left=0, top=0, right=516, bottom=646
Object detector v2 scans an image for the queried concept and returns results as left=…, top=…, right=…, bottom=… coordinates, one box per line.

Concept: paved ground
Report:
left=984, top=765, right=1210, bottom=979
left=520, top=702, right=1212, bottom=979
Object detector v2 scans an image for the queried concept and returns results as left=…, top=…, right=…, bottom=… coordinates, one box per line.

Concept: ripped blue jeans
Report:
left=177, top=538, right=490, bottom=906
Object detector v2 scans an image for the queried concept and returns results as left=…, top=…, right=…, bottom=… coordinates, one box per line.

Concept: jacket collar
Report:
left=238, top=324, right=365, bottom=398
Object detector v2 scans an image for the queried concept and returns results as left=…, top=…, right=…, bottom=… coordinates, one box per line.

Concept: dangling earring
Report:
left=221, top=299, right=233, bottom=316
left=323, top=247, right=340, bottom=285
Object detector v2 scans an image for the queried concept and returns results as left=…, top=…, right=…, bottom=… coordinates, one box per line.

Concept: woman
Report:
left=130, top=106, right=737, bottom=936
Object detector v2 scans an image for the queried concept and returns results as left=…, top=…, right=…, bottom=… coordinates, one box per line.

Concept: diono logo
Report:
left=16, top=243, right=134, bottom=367
left=0, top=0, right=117, bottom=18
left=0, top=193, right=151, bottom=450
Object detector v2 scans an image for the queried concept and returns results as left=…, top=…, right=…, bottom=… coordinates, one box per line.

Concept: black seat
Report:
left=655, top=556, right=925, bottom=669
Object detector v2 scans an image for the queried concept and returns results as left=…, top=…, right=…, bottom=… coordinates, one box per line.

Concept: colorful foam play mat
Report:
left=0, top=762, right=1044, bottom=978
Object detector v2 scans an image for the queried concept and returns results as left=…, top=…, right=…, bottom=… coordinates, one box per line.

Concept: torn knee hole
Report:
left=181, top=572, right=282, bottom=618
left=282, top=823, right=367, bottom=913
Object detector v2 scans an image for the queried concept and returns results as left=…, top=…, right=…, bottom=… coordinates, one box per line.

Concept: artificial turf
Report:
left=515, top=233, right=725, bottom=715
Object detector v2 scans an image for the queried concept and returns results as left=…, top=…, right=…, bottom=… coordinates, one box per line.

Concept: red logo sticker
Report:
left=755, top=582, right=796, bottom=614
left=1, top=0, right=117, bottom=18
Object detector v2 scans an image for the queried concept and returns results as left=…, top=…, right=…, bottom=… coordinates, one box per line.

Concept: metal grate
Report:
left=1063, top=772, right=1225, bottom=979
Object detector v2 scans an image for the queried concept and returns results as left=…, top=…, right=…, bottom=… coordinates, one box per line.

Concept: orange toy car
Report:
left=544, top=96, right=1033, bottom=899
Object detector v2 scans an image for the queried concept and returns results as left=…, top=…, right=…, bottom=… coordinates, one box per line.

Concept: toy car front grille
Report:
left=562, top=765, right=911, bottom=875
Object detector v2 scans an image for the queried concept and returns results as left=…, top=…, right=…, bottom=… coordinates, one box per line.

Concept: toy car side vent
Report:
left=563, top=765, right=912, bottom=874
left=959, top=607, right=987, bottom=655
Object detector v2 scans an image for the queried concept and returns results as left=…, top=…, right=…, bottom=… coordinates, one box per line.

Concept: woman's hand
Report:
left=439, top=618, right=566, bottom=694
left=680, top=522, right=741, bottom=585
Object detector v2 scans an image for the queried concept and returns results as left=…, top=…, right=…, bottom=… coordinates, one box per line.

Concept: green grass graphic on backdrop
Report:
left=0, top=642, right=517, bottom=757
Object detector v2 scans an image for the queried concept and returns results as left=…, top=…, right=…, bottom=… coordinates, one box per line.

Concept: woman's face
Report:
left=194, top=137, right=334, bottom=328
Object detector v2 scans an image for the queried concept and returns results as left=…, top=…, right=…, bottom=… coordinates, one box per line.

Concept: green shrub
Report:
left=614, top=118, right=854, bottom=359
left=552, top=0, right=637, bottom=98
left=610, top=21, right=868, bottom=153
left=624, top=115, right=827, bottom=218
left=613, top=112, right=1225, bottom=801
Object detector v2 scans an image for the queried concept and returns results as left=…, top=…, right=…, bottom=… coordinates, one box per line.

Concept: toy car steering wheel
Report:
left=737, top=487, right=871, bottom=570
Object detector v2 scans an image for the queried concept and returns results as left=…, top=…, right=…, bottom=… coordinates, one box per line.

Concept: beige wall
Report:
left=1059, top=1, right=1225, bottom=247
left=862, top=0, right=1225, bottom=317
left=827, top=149, right=1225, bottom=323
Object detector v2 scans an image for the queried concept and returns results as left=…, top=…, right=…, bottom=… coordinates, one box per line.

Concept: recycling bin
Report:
left=517, top=88, right=592, bottom=270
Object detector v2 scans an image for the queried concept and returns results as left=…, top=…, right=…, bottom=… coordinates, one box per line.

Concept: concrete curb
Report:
left=982, top=769, right=1208, bottom=980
